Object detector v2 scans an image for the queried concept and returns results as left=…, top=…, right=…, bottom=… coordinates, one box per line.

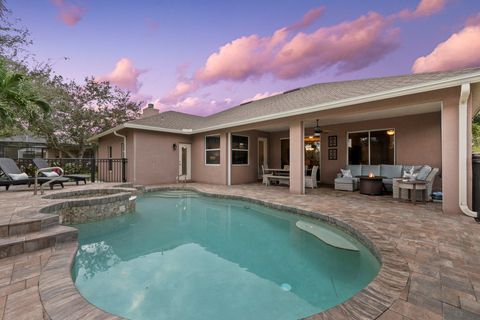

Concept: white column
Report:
left=289, top=120, right=305, bottom=194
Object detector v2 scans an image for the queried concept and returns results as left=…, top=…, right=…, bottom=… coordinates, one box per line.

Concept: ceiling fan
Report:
left=313, top=119, right=330, bottom=136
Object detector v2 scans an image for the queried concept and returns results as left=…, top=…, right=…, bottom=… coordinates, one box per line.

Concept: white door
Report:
left=257, top=138, right=268, bottom=179
left=178, top=144, right=191, bottom=180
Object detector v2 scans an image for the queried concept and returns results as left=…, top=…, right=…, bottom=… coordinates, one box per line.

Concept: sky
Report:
left=7, top=0, right=480, bottom=116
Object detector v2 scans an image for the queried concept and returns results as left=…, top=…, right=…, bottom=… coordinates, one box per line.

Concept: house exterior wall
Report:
left=97, top=130, right=132, bottom=182
left=94, top=86, right=475, bottom=215
left=230, top=130, right=270, bottom=185
left=132, top=130, right=191, bottom=185
left=97, top=129, right=191, bottom=185
left=191, top=131, right=228, bottom=185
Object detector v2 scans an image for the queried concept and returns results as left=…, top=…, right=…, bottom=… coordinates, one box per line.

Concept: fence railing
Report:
left=16, top=158, right=127, bottom=183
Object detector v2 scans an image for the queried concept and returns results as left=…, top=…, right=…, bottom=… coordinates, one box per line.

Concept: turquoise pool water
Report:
left=72, top=190, right=380, bottom=320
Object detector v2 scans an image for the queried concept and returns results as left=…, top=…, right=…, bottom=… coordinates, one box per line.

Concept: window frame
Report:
left=205, top=134, right=221, bottom=166
left=231, top=134, right=249, bottom=166
left=346, top=128, right=396, bottom=165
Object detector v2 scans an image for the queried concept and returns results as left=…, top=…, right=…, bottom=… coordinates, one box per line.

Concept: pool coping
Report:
left=39, top=185, right=410, bottom=320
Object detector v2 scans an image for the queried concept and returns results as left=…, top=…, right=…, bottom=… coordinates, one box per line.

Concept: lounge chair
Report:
left=0, top=158, right=68, bottom=190
left=33, top=158, right=89, bottom=185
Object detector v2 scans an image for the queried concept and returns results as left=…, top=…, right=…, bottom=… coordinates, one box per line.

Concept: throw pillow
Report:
left=416, top=165, right=432, bottom=181
left=43, top=171, right=59, bottom=177
left=8, top=173, right=28, bottom=181
left=341, top=169, right=352, bottom=178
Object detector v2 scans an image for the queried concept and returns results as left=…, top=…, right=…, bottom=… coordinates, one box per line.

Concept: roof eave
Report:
left=194, top=72, right=480, bottom=133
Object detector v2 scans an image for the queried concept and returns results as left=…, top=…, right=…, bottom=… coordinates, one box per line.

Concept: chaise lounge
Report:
left=33, top=158, right=89, bottom=185
left=0, top=158, right=69, bottom=190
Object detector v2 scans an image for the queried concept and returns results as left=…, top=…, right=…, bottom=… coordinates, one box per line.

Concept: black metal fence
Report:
left=16, top=158, right=127, bottom=183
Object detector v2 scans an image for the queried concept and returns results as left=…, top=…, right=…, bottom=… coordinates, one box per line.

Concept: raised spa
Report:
left=72, top=190, right=380, bottom=320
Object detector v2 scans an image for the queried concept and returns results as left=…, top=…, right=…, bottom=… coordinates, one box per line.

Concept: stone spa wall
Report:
left=41, top=189, right=136, bottom=224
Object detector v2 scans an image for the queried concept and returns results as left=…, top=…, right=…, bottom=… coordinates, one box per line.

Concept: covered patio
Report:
left=222, top=84, right=477, bottom=216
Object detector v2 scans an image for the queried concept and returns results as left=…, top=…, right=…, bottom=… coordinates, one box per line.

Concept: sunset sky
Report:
left=8, top=0, right=480, bottom=116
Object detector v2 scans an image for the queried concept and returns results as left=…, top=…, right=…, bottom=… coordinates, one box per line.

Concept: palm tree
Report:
left=0, top=59, right=50, bottom=128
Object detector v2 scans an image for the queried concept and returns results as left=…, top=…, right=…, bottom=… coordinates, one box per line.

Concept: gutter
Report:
left=458, top=83, right=478, bottom=219
left=113, top=130, right=127, bottom=158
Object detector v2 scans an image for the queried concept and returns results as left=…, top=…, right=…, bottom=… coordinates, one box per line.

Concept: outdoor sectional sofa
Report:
left=335, top=164, right=438, bottom=200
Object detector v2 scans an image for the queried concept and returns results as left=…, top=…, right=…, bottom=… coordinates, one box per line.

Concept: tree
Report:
left=0, top=57, right=50, bottom=131
left=31, top=69, right=141, bottom=158
left=0, top=0, right=31, bottom=61
left=473, top=113, right=480, bottom=153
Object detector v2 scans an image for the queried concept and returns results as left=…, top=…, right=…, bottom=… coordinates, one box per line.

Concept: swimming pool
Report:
left=72, top=190, right=380, bottom=320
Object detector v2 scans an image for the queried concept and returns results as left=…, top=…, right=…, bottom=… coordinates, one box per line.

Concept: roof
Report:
left=89, top=67, right=480, bottom=140
left=0, top=135, right=47, bottom=144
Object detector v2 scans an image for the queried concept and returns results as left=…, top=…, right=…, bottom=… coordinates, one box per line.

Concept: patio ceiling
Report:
left=246, top=101, right=441, bottom=133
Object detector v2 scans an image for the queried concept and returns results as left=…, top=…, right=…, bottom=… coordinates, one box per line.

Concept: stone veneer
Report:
left=40, top=189, right=136, bottom=224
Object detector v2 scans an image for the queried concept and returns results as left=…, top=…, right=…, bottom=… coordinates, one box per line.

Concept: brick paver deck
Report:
left=0, top=182, right=478, bottom=319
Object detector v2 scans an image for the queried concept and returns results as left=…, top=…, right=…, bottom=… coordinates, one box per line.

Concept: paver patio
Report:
left=0, top=182, right=478, bottom=319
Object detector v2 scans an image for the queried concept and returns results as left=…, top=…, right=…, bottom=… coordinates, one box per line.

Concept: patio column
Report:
left=289, top=120, right=305, bottom=194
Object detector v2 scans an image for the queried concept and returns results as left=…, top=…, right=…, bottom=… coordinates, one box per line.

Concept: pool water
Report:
left=72, top=191, right=380, bottom=320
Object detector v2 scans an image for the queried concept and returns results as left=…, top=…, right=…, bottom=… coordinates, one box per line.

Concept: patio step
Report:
left=0, top=224, right=77, bottom=258
left=0, top=213, right=60, bottom=238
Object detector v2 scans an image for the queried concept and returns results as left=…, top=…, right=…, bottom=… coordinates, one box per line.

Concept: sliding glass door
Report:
left=348, top=129, right=395, bottom=165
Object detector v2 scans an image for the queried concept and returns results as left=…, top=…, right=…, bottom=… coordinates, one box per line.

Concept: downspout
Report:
left=114, top=130, right=128, bottom=183
left=113, top=130, right=127, bottom=158
left=458, top=83, right=478, bottom=218
left=227, top=132, right=232, bottom=186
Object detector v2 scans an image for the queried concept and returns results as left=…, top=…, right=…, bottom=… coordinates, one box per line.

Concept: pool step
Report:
left=0, top=224, right=77, bottom=258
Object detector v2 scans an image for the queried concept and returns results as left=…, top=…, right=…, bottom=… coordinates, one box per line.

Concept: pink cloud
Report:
left=51, top=0, right=86, bottom=26
left=412, top=14, right=480, bottom=73
left=288, top=7, right=325, bottom=31
left=153, top=96, right=233, bottom=116
left=398, top=0, right=446, bottom=19
left=161, top=9, right=399, bottom=104
left=97, top=58, right=147, bottom=93
left=242, top=91, right=281, bottom=103
left=272, top=12, right=398, bottom=78
left=146, top=18, right=160, bottom=32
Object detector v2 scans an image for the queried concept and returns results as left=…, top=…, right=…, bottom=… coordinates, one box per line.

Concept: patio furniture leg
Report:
left=412, top=185, right=416, bottom=205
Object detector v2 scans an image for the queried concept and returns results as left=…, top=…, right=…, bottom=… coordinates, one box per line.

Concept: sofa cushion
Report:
left=383, top=178, right=393, bottom=191
left=361, top=165, right=380, bottom=177
left=346, top=165, right=362, bottom=177
left=380, top=165, right=402, bottom=178
left=416, top=165, right=432, bottom=181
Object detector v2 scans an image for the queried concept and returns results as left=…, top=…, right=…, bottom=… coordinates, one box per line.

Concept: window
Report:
left=232, top=135, right=249, bottom=165
left=280, top=138, right=289, bottom=168
left=205, top=135, right=221, bottom=165
left=108, top=146, right=113, bottom=170
left=348, top=129, right=395, bottom=165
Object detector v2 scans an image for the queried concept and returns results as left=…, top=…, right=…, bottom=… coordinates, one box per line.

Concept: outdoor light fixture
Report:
left=387, top=129, right=395, bottom=136
left=172, top=143, right=177, bottom=151
left=314, top=119, right=322, bottom=137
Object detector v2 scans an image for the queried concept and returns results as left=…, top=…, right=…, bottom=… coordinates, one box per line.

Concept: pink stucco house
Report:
left=89, top=68, right=480, bottom=216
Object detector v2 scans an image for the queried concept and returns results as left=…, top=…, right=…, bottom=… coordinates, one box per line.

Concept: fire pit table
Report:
left=359, top=175, right=385, bottom=195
